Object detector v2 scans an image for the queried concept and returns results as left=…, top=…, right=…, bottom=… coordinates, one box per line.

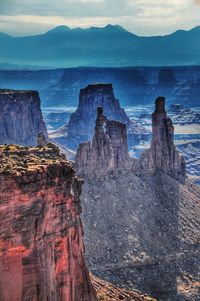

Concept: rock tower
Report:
left=75, top=107, right=129, bottom=178
left=139, top=97, right=186, bottom=179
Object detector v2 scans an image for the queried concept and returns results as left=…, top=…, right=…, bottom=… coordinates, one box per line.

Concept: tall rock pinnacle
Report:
left=75, top=107, right=129, bottom=178
left=139, top=96, right=186, bottom=179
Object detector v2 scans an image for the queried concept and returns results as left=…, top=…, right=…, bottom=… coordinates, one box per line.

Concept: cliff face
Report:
left=0, top=89, right=48, bottom=146
left=139, top=97, right=186, bottom=180
left=51, top=83, right=150, bottom=150
left=75, top=107, right=129, bottom=178
left=0, top=144, right=96, bottom=301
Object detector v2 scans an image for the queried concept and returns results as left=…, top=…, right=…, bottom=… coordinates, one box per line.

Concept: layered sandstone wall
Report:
left=0, top=89, right=48, bottom=146
left=0, top=144, right=96, bottom=301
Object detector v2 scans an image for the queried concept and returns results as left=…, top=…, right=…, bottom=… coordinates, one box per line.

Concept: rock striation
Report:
left=139, top=97, right=186, bottom=179
left=75, top=107, right=129, bottom=179
left=0, top=89, right=48, bottom=146
left=51, top=83, right=150, bottom=150
left=0, top=143, right=96, bottom=301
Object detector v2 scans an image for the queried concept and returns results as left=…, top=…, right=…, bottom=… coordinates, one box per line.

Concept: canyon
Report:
left=0, top=66, right=200, bottom=107
left=0, top=85, right=199, bottom=301
left=0, top=89, right=157, bottom=300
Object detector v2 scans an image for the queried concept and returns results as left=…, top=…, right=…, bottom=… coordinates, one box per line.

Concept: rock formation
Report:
left=139, top=97, right=186, bottom=179
left=37, top=131, right=47, bottom=146
left=75, top=97, right=186, bottom=181
left=0, top=89, right=48, bottom=146
left=74, top=99, right=199, bottom=301
left=75, top=107, right=129, bottom=179
left=0, top=143, right=96, bottom=301
left=50, top=83, right=150, bottom=150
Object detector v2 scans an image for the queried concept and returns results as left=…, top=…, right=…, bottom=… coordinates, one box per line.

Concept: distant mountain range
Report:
left=0, top=24, right=200, bottom=68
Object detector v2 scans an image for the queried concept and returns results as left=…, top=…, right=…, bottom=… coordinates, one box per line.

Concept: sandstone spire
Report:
left=75, top=107, right=129, bottom=178
left=139, top=96, right=186, bottom=179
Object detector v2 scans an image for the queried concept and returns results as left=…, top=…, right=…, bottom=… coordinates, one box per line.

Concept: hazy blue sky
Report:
left=0, top=0, right=200, bottom=36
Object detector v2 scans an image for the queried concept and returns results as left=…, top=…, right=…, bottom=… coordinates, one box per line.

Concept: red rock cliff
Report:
left=0, top=143, right=97, bottom=301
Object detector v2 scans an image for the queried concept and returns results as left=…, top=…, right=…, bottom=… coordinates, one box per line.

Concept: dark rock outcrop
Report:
left=0, top=143, right=97, bottom=301
left=0, top=89, right=48, bottom=146
left=51, top=83, right=150, bottom=150
left=75, top=107, right=129, bottom=178
left=139, top=97, right=186, bottom=179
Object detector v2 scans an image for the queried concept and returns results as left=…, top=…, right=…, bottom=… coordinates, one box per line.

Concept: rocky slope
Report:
left=50, top=83, right=150, bottom=150
left=0, top=89, right=48, bottom=146
left=91, top=275, right=157, bottom=301
left=81, top=174, right=200, bottom=301
left=75, top=98, right=200, bottom=301
left=0, top=143, right=96, bottom=301
left=168, top=104, right=200, bottom=124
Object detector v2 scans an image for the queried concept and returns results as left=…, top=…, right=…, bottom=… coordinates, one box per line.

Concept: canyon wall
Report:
left=0, top=143, right=96, bottom=301
left=0, top=89, right=48, bottom=146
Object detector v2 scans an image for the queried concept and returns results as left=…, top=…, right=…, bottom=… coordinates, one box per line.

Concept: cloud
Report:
left=0, top=0, right=200, bottom=36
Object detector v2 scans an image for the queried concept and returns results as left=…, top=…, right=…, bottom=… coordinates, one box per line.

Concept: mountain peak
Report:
left=104, top=24, right=128, bottom=32
left=190, top=25, right=200, bottom=33
left=45, top=25, right=71, bottom=35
